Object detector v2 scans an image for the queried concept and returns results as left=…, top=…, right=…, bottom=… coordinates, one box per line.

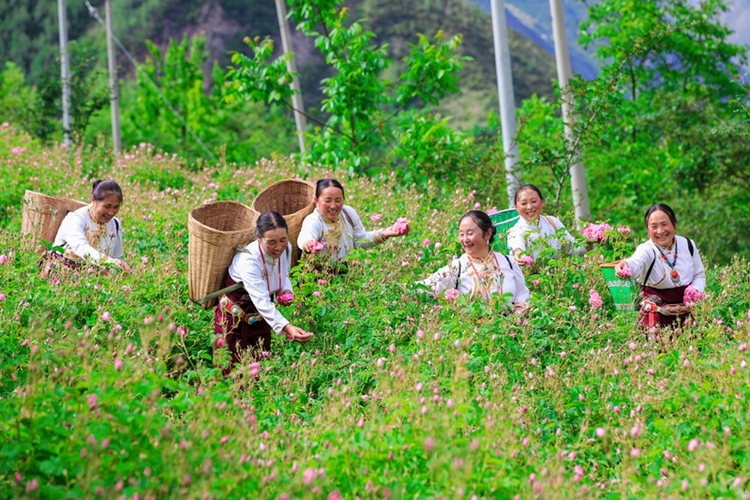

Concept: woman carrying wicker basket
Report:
left=47, top=180, right=130, bottom=275
left=215, top=211, right=312, bottom=374
left=297, top=179, right=409, bottom=262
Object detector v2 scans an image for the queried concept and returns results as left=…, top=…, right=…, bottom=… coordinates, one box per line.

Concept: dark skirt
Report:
left=639, top=285, right=690, bottom=330
left=214, top=273, right=272, bottom=375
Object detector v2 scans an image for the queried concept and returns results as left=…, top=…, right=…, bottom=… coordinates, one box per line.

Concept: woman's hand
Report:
left=112, top=258, right=131, bottom=273
left=513, top=302, right=529, bottom=314
left=283, top=324, right=313, bottom=343
left=513, top=249, right=526, bottom=266
left=614, top=260, right=630, bottom=279
left=383, top=225, right=408, bottom=239
left=302, top=240, right=315, bottom=253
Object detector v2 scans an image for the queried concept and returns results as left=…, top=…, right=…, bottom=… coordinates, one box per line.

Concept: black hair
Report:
left=91, top=179, right=123, bottom=202
left=460, top=210, right=497, bottom=244
left=315, top=178, right=345, bottom=199
left=644, top=203, right=677, bottom=227
left=256, top=210, right=288, bottom=239
left=514, top=184, right=544, bottom=204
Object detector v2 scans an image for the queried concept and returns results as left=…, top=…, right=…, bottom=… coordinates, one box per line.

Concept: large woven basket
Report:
left=21, top=190, right=87, bottom=245
left=251, top=179, right=315, bottom=266
left=188, top=201, right=259, bottom=309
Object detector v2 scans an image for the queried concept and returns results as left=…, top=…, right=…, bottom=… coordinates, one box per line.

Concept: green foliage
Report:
left=227, top=0, right=471, bottom=182
left=2, top=131, right=750, bottom=497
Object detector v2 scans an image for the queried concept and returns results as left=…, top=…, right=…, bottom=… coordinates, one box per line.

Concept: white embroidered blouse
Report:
left=419, top=252, right=531, bottom=303
left=625, top=235, right=706, bottom=291
left=227, top=241, right=294, bottom=334
left=506, top=215, right=576, bottom=258
left=53, top=206, right=124, bottom=262
left=297, top=205, right=379, bottom=260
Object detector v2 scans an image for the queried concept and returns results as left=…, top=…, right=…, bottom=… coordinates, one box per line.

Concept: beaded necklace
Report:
left=468, top=251, right=503, bottom=301
left=655, top=240, right=681, bottom=285
left=259, top=247, right=282, bottom=301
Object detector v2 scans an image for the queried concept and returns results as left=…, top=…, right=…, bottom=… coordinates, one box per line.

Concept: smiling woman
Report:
left=50, top=179, right=130, bottom=273
left=215, top=210, right=312, bottom=375
left=507, top=184, right=583, bottom=264
left=615, top=203, right=706, bottom=329
left=297, top=178, right=409, bottom=262
left=420, top=210, right=530, bottom=313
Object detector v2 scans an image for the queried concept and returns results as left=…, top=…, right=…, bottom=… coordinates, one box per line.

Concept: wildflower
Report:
left=102, top=311, right=111, bottom=322
left=422, top=238, right=431, bottom=248
left=683, top=285, right=703, bottom=305
left=303, top=468, right=316, bottom=485
left=312, top=291, right=321, bottom=297
left=87, top=394, right=98, bottom=410
left=619, top=266, right=632, bottom=278
left=277, top=292, right=294, bottom=306
left=370, top=214, right=382, bottom=222
left=617, top=226, right=631, bottom=235
left=531, top=279, right=540, bottom=286
left=589, top=290, right=603, bottom=309
left=392, top=217, right=410, bottom=235
left=596, top=427, right=606, bottom=438
left=141, top=257, right=148, bottom=264
left=1, top=122, right=9, bottom=128
left=520, top=255, right=534, bottom=265
left=310, top=241, right=327, bottom=253
left=416, top=329, right=424, bottom=339
left=114, top=359, right=123, bottom=371
left=487, top=207, right=498, bottom=215
left=582, top=223, right=612, bottom=242
left=144, top=316, right=154, bottom=325
left=0, top=293, right=5, bottom=302
left=630, top=448, right=641, bottom=458
left=688, top=438, right=700, bottom=452
left=26, top=479, right=39, bottom=492
left=0, top=254, right=7, bottom=264
left=445, top=289, right=460, bottom=302
left=424, top=437, right=435, bottom=453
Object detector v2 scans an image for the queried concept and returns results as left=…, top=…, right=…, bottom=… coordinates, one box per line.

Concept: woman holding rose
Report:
left=298, top=178, right=409, bottom=261
left=615, top=203, right=705, bottom=329
left=215, top=211, right=312, bottom=374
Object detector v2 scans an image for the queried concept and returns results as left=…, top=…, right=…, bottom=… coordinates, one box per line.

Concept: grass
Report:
left=1, top=123, right=750, bottom=498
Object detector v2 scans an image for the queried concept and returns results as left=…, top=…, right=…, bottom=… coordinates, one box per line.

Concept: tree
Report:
left=226, top=0, right=472, bottom=183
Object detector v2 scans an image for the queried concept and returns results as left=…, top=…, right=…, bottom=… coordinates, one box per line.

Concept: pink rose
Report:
left=582, top=223, right=612, bottom=242
left=617, top=226, right=631, bottom=236
left=589, top=289, right=603, bottom=309
left=277, top=292, right=294, bottom=306
left=520, top=255, right=534, bottom=265
left=683, top=285, right=703, bottom=305
left=445, top=289, right=460, bottom=302
left=392, top=217, right=410, bottom=235
left=310, top=241, right=327, bottom=253
left=0, top=254, right=7, bottom=264
left=620, top=266, right=632, bottom=278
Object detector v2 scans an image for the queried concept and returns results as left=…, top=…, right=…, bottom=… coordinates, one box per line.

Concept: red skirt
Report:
left=214, top=273, right=272, bottom=375
left=639, top=285, right=690, bottom=330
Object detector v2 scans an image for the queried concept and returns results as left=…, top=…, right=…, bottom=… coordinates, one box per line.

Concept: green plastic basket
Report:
left=600, top=261, right=638, bottom=311
left=489, top=208, right=520, bottom=253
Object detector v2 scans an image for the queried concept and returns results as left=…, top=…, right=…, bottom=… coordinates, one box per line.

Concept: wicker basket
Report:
left=188, top=201, right=259, bottom=309
left=250, top=179, right=315, bottom=266
left=21, top=190, right=87, bottom=245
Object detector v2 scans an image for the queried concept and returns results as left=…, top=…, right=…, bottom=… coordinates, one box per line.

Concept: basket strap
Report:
left=196, top=282, right=243, bottom=305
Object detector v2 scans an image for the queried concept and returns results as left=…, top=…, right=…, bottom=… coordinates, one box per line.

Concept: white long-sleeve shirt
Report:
left=625, top=235, right=706, bottom=292
left=297, top=205, right=378, bottom=260
left=228, top=241, right=293, bottom=334
left=419, top=252, right=530, bottom=303
left=506, top=215, right=575, bottom=259
left=53, top=206, right=123, bottom=262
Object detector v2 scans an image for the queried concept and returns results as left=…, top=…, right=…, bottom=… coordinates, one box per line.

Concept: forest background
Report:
left=1, top=0, right=750, bottom=263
